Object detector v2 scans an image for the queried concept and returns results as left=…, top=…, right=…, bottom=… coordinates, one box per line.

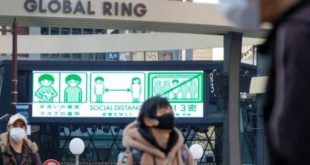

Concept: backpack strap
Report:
left=181, top=146, right=189, bottom=165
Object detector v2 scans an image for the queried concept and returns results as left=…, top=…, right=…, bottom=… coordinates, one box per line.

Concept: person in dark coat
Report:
left=0, top=113, right=42, bottom=165
left=219, top=0, right=310, bottom=164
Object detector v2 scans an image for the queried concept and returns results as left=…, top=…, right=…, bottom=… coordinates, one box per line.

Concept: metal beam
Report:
left=0, top=33, right=264, bottom=54
left=223, top=32, right=242, bottom=165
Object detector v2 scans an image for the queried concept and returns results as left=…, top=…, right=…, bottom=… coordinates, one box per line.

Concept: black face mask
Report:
left=153, top=113, right=175, bottom=130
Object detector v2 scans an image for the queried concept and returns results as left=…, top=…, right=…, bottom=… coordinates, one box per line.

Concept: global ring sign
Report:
left=24, top=0, right=147, bottom=17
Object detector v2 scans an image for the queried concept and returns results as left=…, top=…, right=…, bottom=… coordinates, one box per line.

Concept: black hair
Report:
left=138, top=96, right=171, bottom=127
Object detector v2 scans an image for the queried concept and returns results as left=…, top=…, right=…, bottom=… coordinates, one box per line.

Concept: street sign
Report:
left=32, top=71, right=204, bottom=118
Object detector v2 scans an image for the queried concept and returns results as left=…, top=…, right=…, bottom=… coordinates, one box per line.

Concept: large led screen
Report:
left=32, top=71, right=204, bottom=118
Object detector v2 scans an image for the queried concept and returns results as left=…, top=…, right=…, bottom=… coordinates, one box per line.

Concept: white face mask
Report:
left=10, top=128, right=26, bottom=143
left=219, top=0, right=261, bottom=30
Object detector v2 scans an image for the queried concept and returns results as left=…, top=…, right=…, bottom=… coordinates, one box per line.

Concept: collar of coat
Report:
left=122, top=121, right=184, bottom=159
left=0, top=132, right=38, bottom=155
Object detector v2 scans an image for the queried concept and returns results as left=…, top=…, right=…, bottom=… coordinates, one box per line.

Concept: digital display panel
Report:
left=32, top=71, right=204, bottom=118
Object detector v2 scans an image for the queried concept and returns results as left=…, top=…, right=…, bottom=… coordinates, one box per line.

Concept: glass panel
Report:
left=61, top=28, right=71, bottom=35
left=61, top=54, right=71, bottom=60
left=72, top=54, right=82, bottom=60
left=72, top=28, right=82, bottom=35
left=50, top=54, right=60, bottom=60
left=94, top=53, right=105, bottom=61
left=40, top=54, right=50, bottom=60
left=50, top=27, right=60, bottom=35
left=41, top=27, right=49, bottom=35
left=83, top=28, right=94, bottom=34
left=95, top=29, right=106, bottom=34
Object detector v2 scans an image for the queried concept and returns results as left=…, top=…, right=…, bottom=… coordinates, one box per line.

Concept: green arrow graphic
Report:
left=105, top=88, right=131, bottom=92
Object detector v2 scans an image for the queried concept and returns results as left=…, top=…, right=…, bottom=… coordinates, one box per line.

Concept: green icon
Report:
left=75, top=112, right=80, bottom=116
left=189, top=80, right=198, bottom=99
left=64, top=74, right=82, bottom=103
left=94, top=76, right=105, bottom=103
left=180, top=81, right=189, bottom=99
left=154, top=80, right=163, bottom=96
left=35, top=74, right=58, bottom=102
left=162, top=80, right=171, bottom=98
left=68, top=112, right=73, bottom=116
left=172, top=79, right=180, bottom=99
left=130, top=77, right=141, bottom=103
left=148, top=72, right=203, bottom=103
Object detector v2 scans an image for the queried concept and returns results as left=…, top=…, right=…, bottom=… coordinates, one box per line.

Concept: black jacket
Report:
left=259, top=1, right=310, bottom=164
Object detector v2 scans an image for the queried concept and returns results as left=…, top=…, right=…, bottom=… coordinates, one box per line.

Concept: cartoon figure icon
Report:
left=162, top=80, right=171, bottom=98
left=94, top=76, right=105, bottom=103
left=172, top=79, right=180, bottom=99
left=35, top=74, right=58, bottom=102
left=189, top=80, right=198, bottom=99
left=64, top=74, right=82, bottom=103
left=131, top=77, right=141, bottom=103
left=180, top=81, right=189, bottom=99
left=154, top=80, right=163, bottom=96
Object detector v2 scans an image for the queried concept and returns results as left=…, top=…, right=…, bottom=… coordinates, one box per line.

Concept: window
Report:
left=50, top=27, right=60, bottom=35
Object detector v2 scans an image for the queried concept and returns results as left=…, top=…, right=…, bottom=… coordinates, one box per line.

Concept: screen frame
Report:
left=27, top=61, right=223, bottom=124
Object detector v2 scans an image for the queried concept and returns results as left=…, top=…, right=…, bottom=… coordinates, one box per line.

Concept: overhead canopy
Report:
left=0, top=0, right=268, bottom=37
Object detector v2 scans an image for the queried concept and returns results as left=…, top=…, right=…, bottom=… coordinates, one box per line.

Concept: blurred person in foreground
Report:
left=0, top=113, right=41, bottom=164
left=219, top=0, right=310, bottom=164
left=117, top=96, right=194, bottom=165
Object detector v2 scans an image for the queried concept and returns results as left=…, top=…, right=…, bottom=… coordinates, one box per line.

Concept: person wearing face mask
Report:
left=0, top=113, right=42, bottom=165
left=219, top=0, right=310, bottom=164
left=117, top=96, right=194, bottom=165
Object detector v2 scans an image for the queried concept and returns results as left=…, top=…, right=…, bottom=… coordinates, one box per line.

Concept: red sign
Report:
left=43, top=159, right=60, bottom=165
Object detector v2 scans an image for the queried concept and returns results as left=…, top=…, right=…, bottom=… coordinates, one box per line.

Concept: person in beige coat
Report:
left=0, top=113, right=42, bottom=165
left=118, top=96, right=195, bottom=165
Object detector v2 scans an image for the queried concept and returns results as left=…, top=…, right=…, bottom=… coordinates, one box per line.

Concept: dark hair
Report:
left=39, top=74, right=54, bottom=83
left=138, top=96, right=171, bottom=127
left=132, top=77, right=141, bottom=84
left=95, top=76, right=104, bottom=82
left=65, top=74, right=81, bottom=82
